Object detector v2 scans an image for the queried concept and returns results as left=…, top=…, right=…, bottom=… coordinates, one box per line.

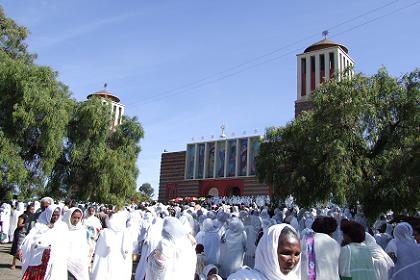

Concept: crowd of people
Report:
left=0, top=196, right=419, bottom=280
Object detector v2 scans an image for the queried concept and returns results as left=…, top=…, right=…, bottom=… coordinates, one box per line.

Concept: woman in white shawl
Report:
left=0, top=203, right=11, bottom=243
left=228, top=224, right=301, bottom=280
left=386, top=222, right=420, bottom=280
left=200, top=264, right=221, bottom=279
left=200, top=218, right=222, bottom=266
left=83, top=206, right=102, bottom=268
left=146, top=216, right=197, bottom=280
left=91, top=211, right=132, bottom=280
left=244, top=215, right=262, bottom=267
left=300, top=216, right=340, bottom=280
left=9, top=202, right=24, bottom=243
left=21, top=204, right=68, bottom=280
left=364, top=233, right=394, bottom=280
left=135, top=213, right=163, bottom=280
left=64, top=207, right=89, bottom=280
left=219, top=217, right=247, bottom=278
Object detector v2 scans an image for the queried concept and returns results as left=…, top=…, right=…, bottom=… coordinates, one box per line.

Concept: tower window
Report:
left=301, top=58, right=306, bottom=96
left=339, top=53, right=342, bottom=73
left=329, top=52, right=335, bottom=78
left=118, top=107, right=122, bottom=124
left=320, top=54, right=325, bottom=83
left=310, top=56, right=315, bottom=91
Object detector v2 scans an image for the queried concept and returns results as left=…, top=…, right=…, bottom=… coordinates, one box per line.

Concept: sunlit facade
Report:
left=159, top=38, right=354, bottom=201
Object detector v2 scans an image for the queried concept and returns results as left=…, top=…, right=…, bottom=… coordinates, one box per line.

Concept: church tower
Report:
left=295, top=37, right=354, bottom=117
left=87, top=85, right=125, bottom=129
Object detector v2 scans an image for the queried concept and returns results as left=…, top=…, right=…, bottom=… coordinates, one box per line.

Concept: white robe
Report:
left=91, top=211, right=132, bottom=280
left=64, top=208, right=90, bottom=280
left=388, top=222, right=420, bottom=280
left=219, top=219, right=247, bottom=278
left=9, top=203, right=24, bottom=242
left=228, top=266, right=268, bottom=280
left=202, top=222, right=222, bottom=266
left=145, top=217, right=196, bottom=280
left=135, top=217, right=163, bottom=280
left=21, top=205, right=69, bottom=280
left=0, top=203, right=11, bottom=243
left=300, top=232, right=340, bottom=280
left=364, top=233, right=394, bottom=280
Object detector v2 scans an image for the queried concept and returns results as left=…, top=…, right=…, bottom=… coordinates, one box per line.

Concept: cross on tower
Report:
left=220, top=124, right=226, bottom=138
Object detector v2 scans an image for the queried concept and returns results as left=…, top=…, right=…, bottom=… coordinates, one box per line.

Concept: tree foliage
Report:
left=139, top=182, right=154, bottom=198
left=0, top=132, right=27, bottom=200
left=0, top=44, right=74, bottom=199
left=0, top=7, right=144, bottom=204
left=47, top=97, right=144, bottom=205
left=257, top=68, right=419, bottom=220
left=0, top=6, right=36, bottom=63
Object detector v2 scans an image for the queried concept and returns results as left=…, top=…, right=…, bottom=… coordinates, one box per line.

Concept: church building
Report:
left=158, top=38, right=354, bottom=201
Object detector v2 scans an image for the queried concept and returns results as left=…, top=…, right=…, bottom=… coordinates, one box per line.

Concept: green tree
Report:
left=257, top=68, right=420, bottom=220
left=0, top=47, right=74, bottom=199
left=139, top=182, right=154, bottom=198
left=131, top=191, right=149, bottom=204
left=48, top=97, right=144, bottom=205
left=0, top=132, right=28, bottom=200
left=0, top=6, right=144, bottom=203
left=0, top=6, right=36, bottom=63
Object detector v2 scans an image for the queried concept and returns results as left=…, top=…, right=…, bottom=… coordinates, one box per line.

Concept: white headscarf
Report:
left=63, top=207, right=84, bottom=230
left=162, top=216, right=190, bottom=241
left=107, top=211, right=128, bottom=232
left=146, top=217, right=196, bottom=280
left=37, top=204, right=59, bottom=225
left=391, top=222, right=420, bottom=279
left=21, top=205, right=68, bottom=279
left=254, top=224, right=301, bottom=280
left=40, top=196, right=54, bottom=205
left=364, top=233, right=394, bottom=280
left=65, top=207, right=89, bottom=280
left=202, top=264, right=219, bottom=277
left=393, top=222, right=415, bottom=244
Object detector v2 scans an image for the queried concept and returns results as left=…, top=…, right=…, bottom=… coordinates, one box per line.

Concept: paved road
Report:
left=0, top=243, right=21, bottom=280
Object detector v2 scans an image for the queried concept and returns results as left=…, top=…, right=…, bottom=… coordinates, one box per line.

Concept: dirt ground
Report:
left=0, top=243, right=21, bottom=280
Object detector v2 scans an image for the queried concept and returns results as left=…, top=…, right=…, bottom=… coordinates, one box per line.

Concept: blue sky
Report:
left=2, top=1, right=419, bottom=198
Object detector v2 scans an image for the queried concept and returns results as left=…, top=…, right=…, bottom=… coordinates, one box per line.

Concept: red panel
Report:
left=310, top=71, right=315, bottom=91
left=199, top=179, right=244, bottom=197
left=268, top=184, right=273, bottom=196
left=166, top=183, right=177, bottom=200
left=320, top=70, right=325, bottom=83
left=301, top=73, right=306, bottom=96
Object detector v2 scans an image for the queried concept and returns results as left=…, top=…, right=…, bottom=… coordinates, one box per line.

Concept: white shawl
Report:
left=364, top=233, right=394, bottom=280
left=229, top=224, right=301, bottom=280
left=21, top=205, right=68, bottom=280
left=64, top=207, right=89, bottom=280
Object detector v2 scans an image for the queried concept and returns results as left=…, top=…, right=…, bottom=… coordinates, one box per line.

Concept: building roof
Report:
left=304, top=38, right=348, bottom=54
left=87, top=90, right=121, bottom=103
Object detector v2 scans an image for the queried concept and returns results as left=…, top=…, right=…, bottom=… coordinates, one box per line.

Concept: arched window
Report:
left=208, top=187, right=219, bottom=196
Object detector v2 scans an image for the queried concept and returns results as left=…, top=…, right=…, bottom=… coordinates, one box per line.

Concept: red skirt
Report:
left=22, top=248, right=51, bottom=280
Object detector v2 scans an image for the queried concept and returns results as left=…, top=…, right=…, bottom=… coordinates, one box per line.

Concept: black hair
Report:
left=378, top=223, right=387, bottom=234
left=341, top=220, right=365, bottom=243
left=195, top=244, right=204, bottom=253
left=312, top=216, right=338, bottom=235
left=26, top=203, right=35, bottom=211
